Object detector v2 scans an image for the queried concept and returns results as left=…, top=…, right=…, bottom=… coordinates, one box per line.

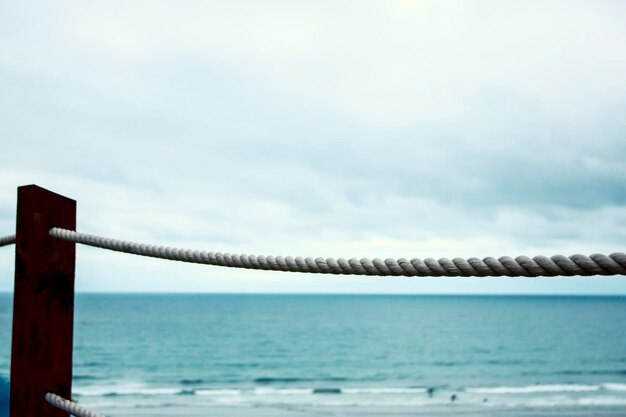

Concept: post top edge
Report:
left=17, top=184, right=76, bottom=204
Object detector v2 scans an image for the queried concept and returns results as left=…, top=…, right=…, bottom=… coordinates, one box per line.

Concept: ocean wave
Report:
left=506, top=396, right=626, bottom=408
left=134, top=402, right=178, bottom=408
left=577, top=396, right=626, bottom=406
left=195, top=389, right=242, bottom=396
left=312, top=388, right=342, bottom=394
left=193, top=387, right=427, bottom=396
left=466, top=384, right=600, bottom=394
left=75, top=386, right=433, bottom=398
left=75, top=361, right=106, bottom=368
left=134, top=395, right=626, bottom=409
left=196, top=388, right=318, bottom=396
left=74, top=384, right=181, bottom=397
left=253, top=388, right=312, bottom=395
left=555, top=369, right=626, bottom=376
left=342, top=387, right=427, bottom=394
left=253, top=377, right=347, bottom=384
left=603, top=383, right=626, bottom=392
left=74, top=382, right=626, bottom=400
left=73, top=375, right=99, bottom=381
left=179, top=378, right=204, bottom=385
left=432, top=361, right=469, bottom=367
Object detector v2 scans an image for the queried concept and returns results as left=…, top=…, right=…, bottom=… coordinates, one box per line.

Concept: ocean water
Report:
left=1, top=294, right=626, bottom=416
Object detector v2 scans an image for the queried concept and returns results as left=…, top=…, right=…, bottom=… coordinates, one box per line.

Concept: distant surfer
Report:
left=450, top=394, right=457, bottom=402
left=427, top=387, right=435, bottom=397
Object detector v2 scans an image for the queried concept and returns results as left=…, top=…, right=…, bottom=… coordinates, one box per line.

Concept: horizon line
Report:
left=1, top=291, right=625, bottom=297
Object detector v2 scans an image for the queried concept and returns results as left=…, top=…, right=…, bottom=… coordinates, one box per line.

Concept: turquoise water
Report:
left=1, top=294, right=626, bottom=415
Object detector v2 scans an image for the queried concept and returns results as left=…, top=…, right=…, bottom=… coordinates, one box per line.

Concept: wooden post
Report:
left=10, top=185, right=76, bottom=417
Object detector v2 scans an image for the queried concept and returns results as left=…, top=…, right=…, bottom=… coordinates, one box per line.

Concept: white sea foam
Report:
left=253, top=388, right=313, bottom=395
left=74, top=380, right=626, bottom=411
left=466, top=384, right=600, bottom=394
left=603, top=383, right=626, bottom=392
left=74, top=383, right=181, bottom=397
left=342, top=387, right=427, bottom=394
left=195, top=389, right=242, bottom=396
left=212, top=396, right=248, bottom=405
left=193, top=387, right=428, bottom=396
left=578, top=396, right=626, bottom=406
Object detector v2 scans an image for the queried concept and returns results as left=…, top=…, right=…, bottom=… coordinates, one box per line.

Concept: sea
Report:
left=1, top=294, right=626, bottom=417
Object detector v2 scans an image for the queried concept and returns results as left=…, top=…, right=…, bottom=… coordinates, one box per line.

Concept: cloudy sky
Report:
left=1, top=1, right=625, bottom=294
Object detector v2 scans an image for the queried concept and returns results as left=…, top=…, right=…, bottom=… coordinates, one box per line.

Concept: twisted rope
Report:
left=0, top=234, right=15, bottom=247
left=50, top=228, right=626, bottom=277
left=45, top=393, right=106, bottom=417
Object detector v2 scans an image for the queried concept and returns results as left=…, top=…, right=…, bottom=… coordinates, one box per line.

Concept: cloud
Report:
left=0, top=0, right=625, bottom=293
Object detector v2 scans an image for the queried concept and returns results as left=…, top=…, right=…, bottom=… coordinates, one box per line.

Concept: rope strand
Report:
left=45, top=393, right=106, bottom=417
left=0, top=234, right=15, bottom=248
left=49, top=228, right=626, bottom=277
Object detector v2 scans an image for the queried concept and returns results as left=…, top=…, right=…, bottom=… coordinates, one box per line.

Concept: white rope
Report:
left=0, top=234, right=15, bottom=248
left=50, top=228, right=626, bottom=277
left=45, top=393, right=106, bottom=417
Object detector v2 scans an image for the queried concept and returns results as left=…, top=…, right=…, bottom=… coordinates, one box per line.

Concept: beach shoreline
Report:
left=97, top=404, right=626, bottom=417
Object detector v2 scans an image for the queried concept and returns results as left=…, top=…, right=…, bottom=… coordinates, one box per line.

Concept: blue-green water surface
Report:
left=1, top=294, right=625, bottom=413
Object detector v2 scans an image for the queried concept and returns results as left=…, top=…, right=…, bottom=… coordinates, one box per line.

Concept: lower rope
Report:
left=45, top=393, right=105, bottom=417
left=49, top=228, right=626, bottom=277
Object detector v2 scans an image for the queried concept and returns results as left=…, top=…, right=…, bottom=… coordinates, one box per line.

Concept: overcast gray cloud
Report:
left=1, top=0, right=625, bottom=293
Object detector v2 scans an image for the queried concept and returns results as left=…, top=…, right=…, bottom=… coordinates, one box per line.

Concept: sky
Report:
left=0, top=0, right=625, bottom=294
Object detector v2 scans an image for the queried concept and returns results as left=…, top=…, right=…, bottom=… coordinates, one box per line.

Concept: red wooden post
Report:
left=10, top=185, right=76, bottom=417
